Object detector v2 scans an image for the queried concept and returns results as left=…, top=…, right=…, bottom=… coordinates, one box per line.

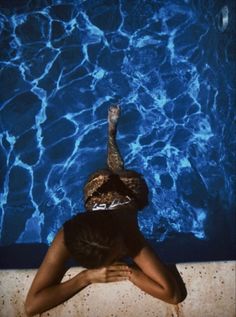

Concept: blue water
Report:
left=0, top=0, right=235, bottom=266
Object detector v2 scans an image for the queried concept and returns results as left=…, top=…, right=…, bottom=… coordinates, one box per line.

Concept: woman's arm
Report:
left=24, top=229, right=88, bottom=316
left=25, top=229, right=130, bottom=316
left=130, top=244, right=187, bottom=304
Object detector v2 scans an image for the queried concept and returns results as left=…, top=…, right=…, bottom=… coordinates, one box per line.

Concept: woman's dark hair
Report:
left=63, top=211, right=125, bottom=268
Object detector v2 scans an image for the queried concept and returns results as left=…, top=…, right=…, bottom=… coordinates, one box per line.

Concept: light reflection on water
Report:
left=0, top=1, right=235, bottom=262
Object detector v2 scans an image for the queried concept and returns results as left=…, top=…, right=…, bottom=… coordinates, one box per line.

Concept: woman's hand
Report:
left=85, top=262, right=131, bottom=284
left=128, top=265, right=142, bottom=284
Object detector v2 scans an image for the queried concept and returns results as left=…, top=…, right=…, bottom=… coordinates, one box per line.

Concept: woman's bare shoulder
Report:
left=43, top=228, right=71, bottom=265
left=25, top=229, right=72, bottom=299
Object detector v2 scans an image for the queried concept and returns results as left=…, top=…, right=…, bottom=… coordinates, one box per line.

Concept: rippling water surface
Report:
left=0, top=0, right=235, bottom=265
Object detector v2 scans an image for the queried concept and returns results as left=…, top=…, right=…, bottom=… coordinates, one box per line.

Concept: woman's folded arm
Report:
left=24, top=229, right=90, bottom=316
left=131, top=245, right=187, bottom=304
left=24, top=229, right=132, bottom=316
left=25, top=269, right=90, bottom=316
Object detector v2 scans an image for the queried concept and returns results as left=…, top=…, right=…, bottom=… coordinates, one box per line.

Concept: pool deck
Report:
left=0, top=261, right=235, bottom=317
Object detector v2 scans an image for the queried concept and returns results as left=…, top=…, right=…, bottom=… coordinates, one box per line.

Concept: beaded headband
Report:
left=91, top=195, right=133, bottom=211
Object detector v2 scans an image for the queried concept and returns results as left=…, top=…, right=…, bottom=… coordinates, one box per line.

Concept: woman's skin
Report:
left=25, top=106, right=187, bottom=315
left=25, top=224, right=187, bottom=317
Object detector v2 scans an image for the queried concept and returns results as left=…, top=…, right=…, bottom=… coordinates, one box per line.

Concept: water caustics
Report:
left=0, top=0, right=235, bottom=255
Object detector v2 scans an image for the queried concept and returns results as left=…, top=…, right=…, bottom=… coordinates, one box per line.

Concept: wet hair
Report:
left=63, top=211, right=126, bottom=268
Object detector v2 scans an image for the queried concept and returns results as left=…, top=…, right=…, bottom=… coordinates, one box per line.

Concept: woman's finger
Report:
left=106, top=276, right=130, bottom=283
left=107, top=270, right=131, bottom=278
left=107, top=264, right=130, bottom=272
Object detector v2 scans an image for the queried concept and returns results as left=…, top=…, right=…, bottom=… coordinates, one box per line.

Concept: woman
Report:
left=25, top=106, right=187, bottom=316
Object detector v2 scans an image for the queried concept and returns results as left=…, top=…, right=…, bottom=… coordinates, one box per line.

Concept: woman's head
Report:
left=63, top=212, right=128, bottom=268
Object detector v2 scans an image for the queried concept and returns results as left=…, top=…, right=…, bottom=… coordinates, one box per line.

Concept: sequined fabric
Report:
left=84, top=169, right=149, bottom=211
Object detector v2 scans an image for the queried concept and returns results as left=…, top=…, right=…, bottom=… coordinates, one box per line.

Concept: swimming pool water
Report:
left=0, top=0, right=235, bottom=267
